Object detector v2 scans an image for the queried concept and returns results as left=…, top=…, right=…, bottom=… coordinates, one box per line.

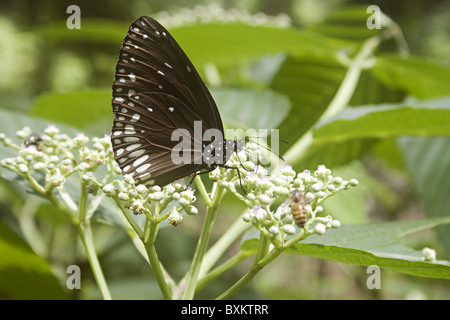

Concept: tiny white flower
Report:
left=103, top=184, right=115, bottom=195
left=118, top=192, right=129, bottom=201
left=33, top=162, right=46, bottom=171
left=269, top=225, right=279, bottom=235
left=257, top=194, right=271, bottom=205
left=18, top=164, right=28, bottom=173
left=280, top=224, right=296, bottom=235
left=315, top=223, right=326, bottom=235
left=136, top=185, right=148, bottom=194
left=151, top=191, right=165, bottom=201
left=185, top=205, right=198, bottom=216
left=421, top=247, right=436, bottom=262
left=331, top=220, right=341, bottom=228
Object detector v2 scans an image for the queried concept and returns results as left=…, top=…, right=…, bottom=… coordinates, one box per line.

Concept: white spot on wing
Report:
left=129, top=149, right=145, bottom=158
left=133, top=154, right=149, bottom=166
left=136, top=163, right=151, bottom=173
left=131, top=114, right=140, bottom=122
left=126, top=144, right=141, bottom=151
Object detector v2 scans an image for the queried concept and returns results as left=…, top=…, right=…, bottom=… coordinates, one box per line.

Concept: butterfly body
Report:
left=111, top=16, right=241, bottom=187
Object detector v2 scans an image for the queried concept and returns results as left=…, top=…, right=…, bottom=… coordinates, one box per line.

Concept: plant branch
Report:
left=181, top=183, right=226, bottom=300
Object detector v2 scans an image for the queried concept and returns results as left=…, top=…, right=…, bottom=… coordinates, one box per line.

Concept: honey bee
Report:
left=289, top=190, right=307, bottom=228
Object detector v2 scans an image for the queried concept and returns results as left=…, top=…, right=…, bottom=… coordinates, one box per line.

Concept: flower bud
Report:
left=280, top=224, right=296, bottom=235
left=167, top=208, right=183, bottom=226
left=331, top=220, right=341, bottom=228
left=315, top=223, right=326, bottom=235
left=257, top=194, right=271, bottom=205
left=185, top=205, right=198, bottom=216
left=33, top=162, right=46, bottom=171
left=151, top=191, right=165, bottom=201
left=421, top=247, right=436, bottom=262
left=269, top=225, right=279, bottom=235
left=18, top=164, right=28, bottom=173
left=135, top=184, right=147, bottom=194
left=118, top=192, right=129, bottom=201
left=103, top=184, right=116, bottom=195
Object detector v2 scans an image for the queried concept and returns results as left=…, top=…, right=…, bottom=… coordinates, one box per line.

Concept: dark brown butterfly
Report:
left=111, top=16, right=242, bottom=187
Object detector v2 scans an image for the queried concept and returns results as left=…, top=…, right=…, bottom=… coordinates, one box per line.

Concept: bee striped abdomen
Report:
left=290, top=190, right=307, bottom=228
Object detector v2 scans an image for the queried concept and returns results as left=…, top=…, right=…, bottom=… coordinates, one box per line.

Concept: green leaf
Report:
left=398, top=136, right=450, bottom=258
left=310, top=5, right=383, bottom=44
left=371, top=54, right=450, bottom=99
left=0, top=221, right=67, bottom=299
left=30, top=89, right=111, bottom=135
left=291, top=97, right=450, bottom=170
left=37, top=19, right=127, bottom=45
left=171, top=23, right=335, bottom=66
left=271, top=54, right=347, bottom=151
left=314, top=98, right=450, bottom=143
left=38, top=19, right=334, bottom=66
left=286, top=217, right=450, bottom=279
left=211, top=88, right=291, bottom=131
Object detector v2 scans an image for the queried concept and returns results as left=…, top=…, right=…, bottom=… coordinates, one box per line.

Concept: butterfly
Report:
left=111, top=16, right=242, bottom=187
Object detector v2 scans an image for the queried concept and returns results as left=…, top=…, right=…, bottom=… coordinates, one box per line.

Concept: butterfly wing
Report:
left=112, top=92, right=206, bottom=186
left=111, top=16, right=224, bottom=186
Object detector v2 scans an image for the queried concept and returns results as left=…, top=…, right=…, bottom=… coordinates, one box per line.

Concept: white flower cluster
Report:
left=212, top=151, right=358, bottom=244
left=156, top=4, right=291, bottom=28
left=0, top=126, right=113, bottom=190
left=0, top=125, right=198, bottom=226
left=102, top=176, right=198, bottom=226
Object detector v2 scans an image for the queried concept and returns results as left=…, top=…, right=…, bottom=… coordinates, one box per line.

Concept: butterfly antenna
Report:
left=244, top=136, right=286, bottom=162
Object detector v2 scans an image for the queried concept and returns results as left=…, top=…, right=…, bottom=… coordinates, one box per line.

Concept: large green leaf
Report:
left=314, top=98, right=450, bottom=143
left=310, top=5, right=383, bottom=45
left=290, top=97, right=450, bottom=170
left=271, top=54, right=347, bottom=152
left=398, top=136, right=450, bottom=259
left=211, top=88, right=290, bottom=131
left=0, top=221, right=67, bottom=299
left=242, top=217, right=450, bottom=279
left=286, top=217, right=450, bottom=279
left=38, top=19, right=334, bottom=67
left=30, top=89, right=112, bottom=135
left=371, top=54, right=450, bottom=99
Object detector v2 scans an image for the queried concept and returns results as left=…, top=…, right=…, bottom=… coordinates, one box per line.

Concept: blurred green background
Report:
left=0, top=0, right=449, bottom=299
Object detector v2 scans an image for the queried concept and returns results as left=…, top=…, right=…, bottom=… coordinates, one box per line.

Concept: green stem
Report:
left=77, top=221, right=112, bottom=300
left=199, top=211, right=251, bottom=278
left=78, top=180, right=89, bottom=223
left=216, top=228, right=309, bottom=300
left=195, top=175, right=211, bottom=207
left=181, top=184, right=226, bottom=300
left=282, top=35, right=382, bottom=166
left=216, top=246, right=283, bottom=300
left=196, top=250, right=252, bottom=292
left=253, top=232, right=270, bottom=264
left=143, top=219, right=172, bottom=300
